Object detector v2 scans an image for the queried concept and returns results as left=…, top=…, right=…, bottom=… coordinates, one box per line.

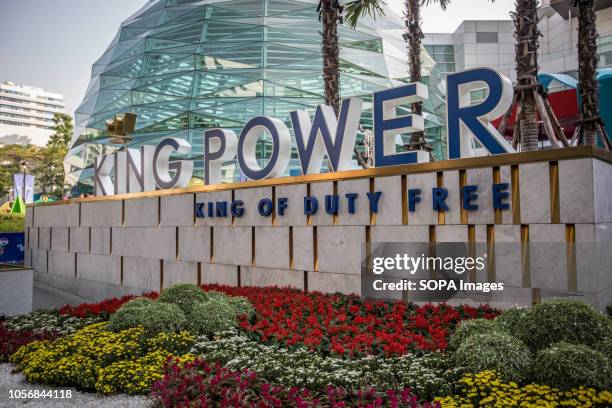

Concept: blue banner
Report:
left=0, top=232, right=25, bottom=264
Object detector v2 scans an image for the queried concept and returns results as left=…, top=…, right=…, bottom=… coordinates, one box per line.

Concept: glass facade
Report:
left=65, top=0, right=447, bottom=193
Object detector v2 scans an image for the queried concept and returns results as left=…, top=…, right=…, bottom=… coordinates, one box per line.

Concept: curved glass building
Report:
left=65, top=0, right=446, bottom=193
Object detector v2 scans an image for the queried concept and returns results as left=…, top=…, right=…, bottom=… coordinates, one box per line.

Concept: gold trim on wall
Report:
left=511, top=165, right=521, bottom=224
left=521, top=225, right=530, bottom=288
left=566, top=224, right=577, bottom=291
left=436, top=172, right=445, bottom=225
left=492, top=166, right=502, bottom=224
left=401, top=175, right=408, bottom=225
left=28, top=147, right=611, bottom=207
left=549, top=161, right=561, bottom=223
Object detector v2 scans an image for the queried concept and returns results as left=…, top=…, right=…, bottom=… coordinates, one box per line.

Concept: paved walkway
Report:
left=32, top=281, right=91, bottom=310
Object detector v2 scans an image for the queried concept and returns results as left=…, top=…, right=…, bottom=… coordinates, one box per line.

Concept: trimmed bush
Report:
left=454, top=332, right=532, bottom=383
left=121, top=297, right=155, bottom=310
left=447, top=318, right=500, bottom=351
left=227, top=296, right=255, bottom=318
left=494, top=306, right=529, bottom=333
left=204, top=291, right=228, bottom=301
left=158, top=283, right=208, bottom=315
left=518, top=298, right=612, bottom=352
left=109, top=302, right=186, bottom=335
left=139, top=303, right=187, bottom=335
left=594, top=338, right=612, bottom=360
left=188, top=299, right=237, bottom=336
left=533, top=342, right=611, bottom=390
left=108, top=306, right=149, bottom=332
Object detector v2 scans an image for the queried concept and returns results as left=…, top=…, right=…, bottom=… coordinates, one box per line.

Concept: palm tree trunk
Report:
left=514, top=0, right=541, bottom=151
left=320, top=0, right=341, bottom=113
left=319, top=0, right=368, bottom=168
left=404, top=0, right=424, bottom=144
left=576, top=0, right=599, bottom=145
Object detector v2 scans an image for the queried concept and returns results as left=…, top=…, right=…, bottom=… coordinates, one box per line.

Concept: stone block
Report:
left=81, top=201, right=123, bottom=227
left=374, top=176, right=403, bottom=226
left=317, top=226, right=364, bottom=274
left=48, top=251, right=75, bottom=278
left=371, top=225, right=429, bottom=242
left=69, top=227, right=90, bottom=253
left=255, top=227, right=289, bottom=269
left=112, top=227, right=176, bottom=259
left=275, top=184, right=307, bottom=226
left=38, top=227, right=51, bottom=250
left=559, top=158, right=594, bottom=224
left=574, top=224, right=596, bottom=292
left=24, top=249, right=31, bottom=268
left=195, top=191, right=232, bottom=226
left=202, top=263, right=238, bottom=286
left=0, top=268, right=33, bottom=316
left=241, top=266, right=303, bottom=289
left=595, top=223, right=612, bottom=292
left=308, top=272, right=360, bottom=295
left=493, top=225, right=522, bottom=287
left=28, top=227, right=38, bottom=250
left=178, top=227, right=210, bottom=263
left=337, top=179, right=370, bottom=225
left=163, top=260, right=198, bottom=288
left=213, top=227, right=252, bottom=266
left=51, top=227, right=69, bottom=252
left=90, top=227, right=111, bottom=255
left=436, top=225, right=468, bottom=242
left=466, top=167, right=494, bottom=224
left=309, top=182, right=334, bottom=226
left=293, top=226, right=314, bottom=271
left=123, top=257, right=161, bottom=292
left=593, top=159, right=612, bottom=223
left=519, top=162, right=551, bottom=223
left=32, top=249, right=47, bottom=273
left=124, top=197, right=159, bottom=227
left=234, top=187, right=273, bottom=226
left=33, top=203, right=79, bottom=227
left=25, top=208, right=33, bottom=227
left=161, top=193, right=195, bottom=227
left=77, top=253, right=121, bottom=285
left=443, top=170, right=461, bottom=225
left=407, top=172, right=437, bottom=225
left=529, top=224, right=566, bottom=291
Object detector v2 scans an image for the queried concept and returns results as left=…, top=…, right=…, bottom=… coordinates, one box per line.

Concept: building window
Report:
left=476, top=32, right=498, bottom=43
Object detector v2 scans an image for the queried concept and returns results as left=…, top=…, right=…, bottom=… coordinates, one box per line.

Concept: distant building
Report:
left=0, top=81, right=65, bottom=146
left=424, top=1, right=612, bottom=80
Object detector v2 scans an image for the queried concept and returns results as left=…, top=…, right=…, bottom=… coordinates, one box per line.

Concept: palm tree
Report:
left=573, top=0, right=610, bottom=147
left=511, top=0, right=570, bottom=151
left=320, top=0, right=384, bottom=168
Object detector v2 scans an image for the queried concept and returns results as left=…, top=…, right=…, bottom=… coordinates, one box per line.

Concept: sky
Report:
left=0, top=0, right=514, bottom=115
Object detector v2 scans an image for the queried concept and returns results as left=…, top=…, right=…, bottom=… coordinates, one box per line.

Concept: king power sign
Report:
left=94, top=67, right=514, bottom=196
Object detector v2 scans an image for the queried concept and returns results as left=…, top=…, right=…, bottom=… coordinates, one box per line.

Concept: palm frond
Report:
left=421, top=0, right=451, bottom=10
left=343, top=0, right=387, bottom=29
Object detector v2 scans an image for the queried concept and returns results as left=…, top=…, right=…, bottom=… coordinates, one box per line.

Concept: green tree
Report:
left=0, top=144, right=40, bottom=199
left=33, top=113, right=73, bottom=197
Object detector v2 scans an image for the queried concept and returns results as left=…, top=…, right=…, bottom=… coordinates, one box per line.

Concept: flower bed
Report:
left=151, top=357, right=439, bottom=408
left=200, top=284, right=499, bottom=357
left=4, top=285, right=611, bottom=407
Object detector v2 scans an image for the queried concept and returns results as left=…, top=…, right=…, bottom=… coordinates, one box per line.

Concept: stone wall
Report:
left=25, top=148, right=612, bottom=310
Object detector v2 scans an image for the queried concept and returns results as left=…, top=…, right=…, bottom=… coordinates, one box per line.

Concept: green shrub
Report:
left=187, top=299, right=237, bottom=336
left=494, top=306, right=529, bottom=334
left=204, top=290, right=228, bottom=301
left=227, top=296, right=255, bottom=318
left=454, top=332, right=532, bottom=383
left=109, top=302, right=186, bottom=335
left=0, top=213, right=24, bottom=232
left=121, top=297, right=155, bottom=309
left=518, top=298, right=612, bottom=352
left=594, top=338, right=612, bottom=360
left=139, top=303, right=186, bottom=335
left=533, top=342, right=611, bottom=390
left=448, top=318, right=500, bottom=351
left=158, top=283, right=208, bottom=315
left=108, top=306, right=149, bottom=332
